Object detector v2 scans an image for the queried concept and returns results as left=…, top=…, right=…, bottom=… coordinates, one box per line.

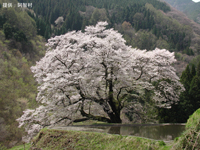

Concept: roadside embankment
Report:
left=171, top=108, right=200, bottom=150
left=9, top=108, right=200, bottom=150
left=29, top=128, right=170, bottom=150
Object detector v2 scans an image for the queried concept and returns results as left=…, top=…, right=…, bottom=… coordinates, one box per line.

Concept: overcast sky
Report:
left=192, top=0, right=200, bottom=2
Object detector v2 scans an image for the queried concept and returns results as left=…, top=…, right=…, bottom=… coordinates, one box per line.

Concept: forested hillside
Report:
left=163, top=0, right=200, bottom=24
left=19, top=0, right=200, bottom=75
left=0, top=0, right=46, bottom=148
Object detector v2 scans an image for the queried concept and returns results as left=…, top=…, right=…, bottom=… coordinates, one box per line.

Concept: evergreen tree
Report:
left=158, top=64, right=199, bottom=123
left=180, top=65, right=192, bottom=91
left=3, top=23, right=13, bottom=39
left=197, top=61, right=200, bottom=76
left=89, top=9, right=101, bottom=25
left=191, top=64, right=196, bottom=78
left=0, top=14, right=6, bottom=28
left=14, top=30, right=27, bottom=42
left=44, top=25, right=51, bottom=40
left=189, top=76, right=200, bottom=110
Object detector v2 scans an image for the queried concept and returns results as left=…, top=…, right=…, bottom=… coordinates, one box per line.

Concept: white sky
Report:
left=192, top=0, right=200, bottom=2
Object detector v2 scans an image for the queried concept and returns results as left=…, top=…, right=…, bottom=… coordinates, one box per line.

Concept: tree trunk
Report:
left=107, top=68, right=122, bottom=123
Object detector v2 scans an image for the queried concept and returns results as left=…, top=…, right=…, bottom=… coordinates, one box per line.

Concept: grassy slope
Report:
left=171, top=108, right=200, bottom=150
left=8, top=144, right=31, bottom=150
left=9, top=108, right=200, bottom=150
left=9, top=128, right=170, bottom=150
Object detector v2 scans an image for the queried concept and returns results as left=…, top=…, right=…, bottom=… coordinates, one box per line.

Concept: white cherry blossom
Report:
left=17, top=22, right=184, bottom=141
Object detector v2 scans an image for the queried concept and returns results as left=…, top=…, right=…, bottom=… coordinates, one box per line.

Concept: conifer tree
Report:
left=191, top=64, right=196, bottom=78
left=197, top=61, right=200, bottom=77
left=3, top=23, right=13, bottom=39
left=189, top=76, right=200, bottom=110
left=181, top=65, right=192, bottom=91
left=158, top=64, right=197, bottom=123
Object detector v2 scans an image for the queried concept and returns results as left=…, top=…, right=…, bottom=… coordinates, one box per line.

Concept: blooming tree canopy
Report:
left=17, top=22, right=184, bottom=141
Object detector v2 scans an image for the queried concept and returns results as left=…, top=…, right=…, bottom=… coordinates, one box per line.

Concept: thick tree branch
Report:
left=54, top=116, right=72, bottom=125
left=77, top=82, right=119, bottom=123
left=101, top=61, right=108, bottom=91
left=55, top=56, right=68, bottom=68
left=116, top=86, right=129, bottom=110
left=136, top=66, right=144, bottom=80
left=55, top=98, right=66, bottom=107
left=107, top=67, right=122, bottom=123
left=149, top=75, right=157, bottom=83
left=55, top=117, right=90, bottom=126
left=55, top=56, right=75, bottom=70
left=68, top=60, right=75, bottom=69
left=80, top=101, right=111, bottom=123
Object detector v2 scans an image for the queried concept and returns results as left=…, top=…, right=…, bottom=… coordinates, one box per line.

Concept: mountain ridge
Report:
left=162, top=0, right=200, bottom=24
left=16, top=0, right=200, bottom=75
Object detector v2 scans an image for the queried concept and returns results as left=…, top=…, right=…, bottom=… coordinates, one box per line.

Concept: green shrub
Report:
left=159, top=141, right=166, bottom=146
left=172, top=108, right=200, bottom=150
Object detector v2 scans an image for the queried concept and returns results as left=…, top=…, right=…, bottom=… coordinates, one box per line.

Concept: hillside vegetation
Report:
left=19, top=0, right=200, bottom=75
left=162, top=0, right=200, bottom=24
left=0, top=0, right=46, bottom=147
left=9, top=108, right=200, bottom=150
left=172, top=108, right=200, bottom=149
left=27, top=128, right=169, bottom=150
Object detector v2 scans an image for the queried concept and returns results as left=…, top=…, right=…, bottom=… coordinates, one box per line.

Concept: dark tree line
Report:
left=19, top=0, right=169, bottom=37
left=0, top=15, right=27, bottom=42
left=20, top=0, right=193, bottom=53
left=158, top=62, right=200, bottom=123
left=0, top=5, right=47, bottom=147
left=3, top=23, right=27, bottom=42
left=27, top=11, right=52, bottom=40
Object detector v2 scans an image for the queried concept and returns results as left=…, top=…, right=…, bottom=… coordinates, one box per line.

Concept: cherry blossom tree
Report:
left=17, top=22, right=184, bottom=141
